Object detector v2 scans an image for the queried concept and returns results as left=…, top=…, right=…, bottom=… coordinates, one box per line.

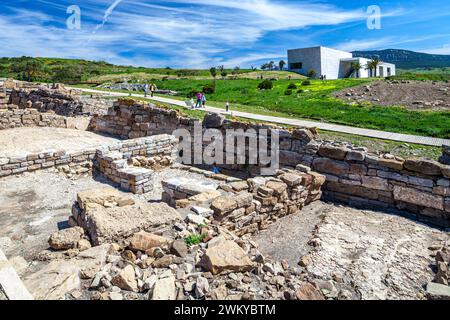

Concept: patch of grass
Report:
left=318, top=131, right=442, bottom=160
left=185, top=233, right=207, bottom=246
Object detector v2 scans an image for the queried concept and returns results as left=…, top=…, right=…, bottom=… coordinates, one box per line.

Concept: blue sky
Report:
left=1, top=0, right=450, bottom=68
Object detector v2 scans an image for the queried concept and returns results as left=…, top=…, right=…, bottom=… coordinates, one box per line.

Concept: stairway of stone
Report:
left=96, top=150, right=154, bottom=195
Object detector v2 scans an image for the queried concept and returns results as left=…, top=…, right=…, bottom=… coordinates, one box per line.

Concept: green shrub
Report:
left=301, top=80, right=312, bottom=86
left=287, top=83, right=297, bottom=89
left=307, top=69, right=317, bottom=78
left=258, top=79, right=273, bottom=90
left=297, top=89, right=304, bottom=93
left=185, top=233, right=207, bottom=246
left=203, top=84, right=215, bottom=94
left=284, top=89, right=293, bottom=95
left=187, top=89, right=198, bottom=98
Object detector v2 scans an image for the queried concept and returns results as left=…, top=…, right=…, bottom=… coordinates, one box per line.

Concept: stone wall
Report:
left=211, top=169, right=325, bottom=236
left=0, top=106, right=91, bottom=130
left=94, top=135, right=178, bottom=194
left=8, top=86, right=89, bottom=116
left=0, top=134, right=177, bottom=183
left=161, top=168, right=325, bottom=237
left=90, top=99, right=191, bottom=139
left=0, top=147, right=95, bottom=178
left=307, top=144, right=450, bottom=227
left=91, top=99, right=450, bottom=227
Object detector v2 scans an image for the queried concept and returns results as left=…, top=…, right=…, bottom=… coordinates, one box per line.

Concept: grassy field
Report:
left=145, top=78, right=450, bottom=139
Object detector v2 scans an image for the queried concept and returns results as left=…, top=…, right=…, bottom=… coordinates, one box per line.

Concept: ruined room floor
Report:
left=1, top=168, right=449, bottom=300
left=0, top=127, right=122, bottom=158
left=0, top=168, right=219, bottom=260
left=253, top=201, right=450, bottom=300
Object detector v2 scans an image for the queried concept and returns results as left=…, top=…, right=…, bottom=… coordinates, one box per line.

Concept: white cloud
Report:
left=420, top=45, right=450, bottom=55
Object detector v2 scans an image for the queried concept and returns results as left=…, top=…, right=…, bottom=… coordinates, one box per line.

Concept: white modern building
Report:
left=287, top=46, right=396, bottom=79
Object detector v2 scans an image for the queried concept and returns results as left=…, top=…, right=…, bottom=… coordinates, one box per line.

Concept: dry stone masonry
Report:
left=95, top=135, right=177, bottom=194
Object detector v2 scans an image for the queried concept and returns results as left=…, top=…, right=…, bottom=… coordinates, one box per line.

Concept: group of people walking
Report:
left=192, top=91, right=207, bottom=109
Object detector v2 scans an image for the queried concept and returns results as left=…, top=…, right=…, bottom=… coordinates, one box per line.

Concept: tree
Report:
left=366, top=58, right=380, bottom=77
left=232, top=66, right=241, bottom=75
left=210, top=67, right=217, bottom=80
left=221, top=70, right=228, bottom=79
left=11, top=58, right=45, bottom=81
left=351, top=62, right=362, bottom=78
left=268, top=61, right=275, bottom=70
left=279, top=60, right=286, bottom=71
left=371, top=58, right=380, bottom=77
left=52, top=65, right=83, bottom=84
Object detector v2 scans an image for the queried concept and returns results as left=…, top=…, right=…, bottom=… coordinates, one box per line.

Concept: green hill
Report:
left=352, top=49, right=450, bottom=69
left=0, top=56, right=223, bottom=84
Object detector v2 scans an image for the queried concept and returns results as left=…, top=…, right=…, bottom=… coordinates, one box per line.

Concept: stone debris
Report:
left=129, top=232, right=170, bottom=252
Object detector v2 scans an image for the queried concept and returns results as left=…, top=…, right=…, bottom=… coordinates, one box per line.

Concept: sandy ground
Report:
left=253, top=201, right=449, bottom=300
left=0, top=127, right=121, bottom=158
left=0, top=168, right=218, bottom=260
left=334, top=80, right=450, bottom=111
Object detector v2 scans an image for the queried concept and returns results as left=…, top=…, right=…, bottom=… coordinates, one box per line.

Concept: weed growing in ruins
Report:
left=185, top=233, right=207, bottom=246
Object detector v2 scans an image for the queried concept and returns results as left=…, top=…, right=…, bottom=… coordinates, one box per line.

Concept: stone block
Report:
left=393, top=186, right=444, bottom=210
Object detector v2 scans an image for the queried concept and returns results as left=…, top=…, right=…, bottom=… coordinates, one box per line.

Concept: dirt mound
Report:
left=334, top=80, right=450, bottom=111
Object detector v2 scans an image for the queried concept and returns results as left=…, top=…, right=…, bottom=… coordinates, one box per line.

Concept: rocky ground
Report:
left=334, top=80, right=450, bottom=111
left=255, top=201, right=449, bottom=300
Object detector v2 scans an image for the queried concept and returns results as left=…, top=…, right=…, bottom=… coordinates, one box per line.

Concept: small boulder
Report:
left=48, top=227, right=84, bottom=251
left=203, top=113, right=225, bottom=128
left=170, top=240, right=189, bottom=258
left=296, top=283, right=324, bottom=300
left=151, top=276, right=177, bottom=300
left=199, top=237, right=254, bottom=275
left=129, top=231, right=170, bottom=252
left=111, top=265, right=138, bottom=292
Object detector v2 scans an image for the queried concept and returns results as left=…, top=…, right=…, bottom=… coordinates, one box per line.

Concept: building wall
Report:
left=288, top=46, right=396, bottom=79
left=319, top=47, right=353, bottom=79
left=287, top=47, right=323, bottom=77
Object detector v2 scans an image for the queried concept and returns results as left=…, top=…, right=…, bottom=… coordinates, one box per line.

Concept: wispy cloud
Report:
left=89, top=0, right=124, bottom=41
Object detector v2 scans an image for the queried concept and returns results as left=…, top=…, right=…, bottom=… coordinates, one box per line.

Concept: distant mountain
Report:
left=351, top=49, right=450, bottom=69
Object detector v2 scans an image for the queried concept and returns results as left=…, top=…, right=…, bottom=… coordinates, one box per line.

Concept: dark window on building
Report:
left=290, top=62, right=303, bottom=69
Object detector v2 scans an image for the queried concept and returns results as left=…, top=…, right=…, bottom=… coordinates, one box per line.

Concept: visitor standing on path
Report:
left=150, top=83, right=156, bottom=97
left=144, top=83, right=149, bottom=97
left=195, top=92, right=203, bottom=108
left=201, top=94, right=207, bottom=108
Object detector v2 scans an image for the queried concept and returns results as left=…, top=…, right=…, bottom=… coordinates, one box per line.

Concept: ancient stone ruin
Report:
left=0, top=80, right=449, bottom=301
